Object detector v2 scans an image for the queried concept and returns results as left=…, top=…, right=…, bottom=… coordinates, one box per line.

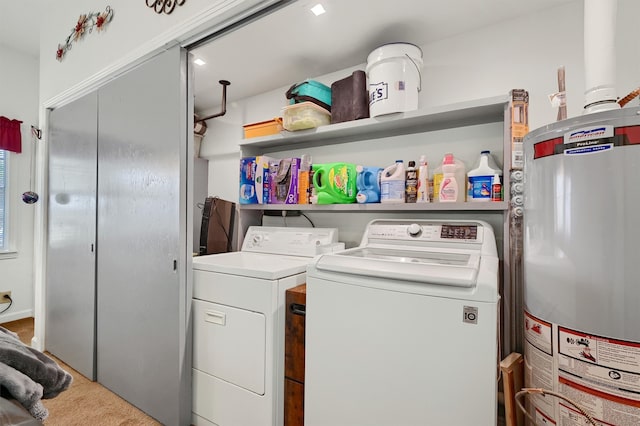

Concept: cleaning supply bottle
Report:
left=467, top=150, right=501, bottom=202
left=405, top=161, right=418, bottom=203
left=298, top=154, right=312, bottom=204
left=311, top=162, right=357, bottom=204
left=433, top=153, right=466, bottom=202
left=438, top=154, right=459, bottom=202
left=356, top=165, right=383, bottom=203
left=491, top=173, right=502, bottom=201
left=380, top=160, right=406, bottom=203
left=416, top=155, right=429, bottom=203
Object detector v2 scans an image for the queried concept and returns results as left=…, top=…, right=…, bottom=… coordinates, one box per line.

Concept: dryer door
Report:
left=193, top=299, right=266, bottom=394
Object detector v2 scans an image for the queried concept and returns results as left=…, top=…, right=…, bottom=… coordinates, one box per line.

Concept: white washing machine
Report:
left=305, top=219, right=500, bottom=426
left=191, top=226, right=341, bottom=426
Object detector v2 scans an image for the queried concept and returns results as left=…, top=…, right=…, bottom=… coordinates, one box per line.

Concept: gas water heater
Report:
left=523, top=108, right=640, bottom=425
left=523, top=1, right=640, bottom=424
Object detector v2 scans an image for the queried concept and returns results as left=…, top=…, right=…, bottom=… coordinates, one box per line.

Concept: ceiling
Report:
left=190, top=0, right=576, bottom=112
left=1, top=0, right=576, bottom=111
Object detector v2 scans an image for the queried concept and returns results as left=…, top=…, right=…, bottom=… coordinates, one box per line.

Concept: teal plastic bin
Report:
left=286, top=80, right=331, bottom=112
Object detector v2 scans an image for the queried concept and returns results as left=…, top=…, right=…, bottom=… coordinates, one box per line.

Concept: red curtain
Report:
left=0, top=116, right=23, bottom=153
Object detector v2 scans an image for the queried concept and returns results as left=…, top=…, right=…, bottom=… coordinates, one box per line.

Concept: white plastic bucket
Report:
left=366, top=43, right=423, bottom=117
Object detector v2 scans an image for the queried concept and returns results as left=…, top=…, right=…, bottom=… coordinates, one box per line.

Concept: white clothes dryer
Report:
left=191, top=226, right=341, bottom=426
left=305, top=219, right=500, bottom=426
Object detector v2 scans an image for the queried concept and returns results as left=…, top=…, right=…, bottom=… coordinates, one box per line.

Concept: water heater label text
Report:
left=565, top=125, right=613, bottom=144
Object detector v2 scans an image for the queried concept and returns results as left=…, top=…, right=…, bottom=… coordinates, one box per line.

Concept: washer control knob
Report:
left=252, top=234, right=263, bottom=245
left=407, top=223, right=422, bottom=237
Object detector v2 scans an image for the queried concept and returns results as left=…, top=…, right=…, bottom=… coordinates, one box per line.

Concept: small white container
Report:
left=282, top=101, right=331, bottom=131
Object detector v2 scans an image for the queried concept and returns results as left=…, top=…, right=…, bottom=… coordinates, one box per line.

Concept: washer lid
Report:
left=314, top=247, right=480, bottom=287
left=193, top=252, right=310, bottom=280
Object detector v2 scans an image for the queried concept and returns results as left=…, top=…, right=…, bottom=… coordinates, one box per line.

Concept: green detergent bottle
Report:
left=311, top=162, right=357, bottom=204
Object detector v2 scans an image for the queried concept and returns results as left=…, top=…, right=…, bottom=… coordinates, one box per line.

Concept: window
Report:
left=0, top=149, right=7, bottom=250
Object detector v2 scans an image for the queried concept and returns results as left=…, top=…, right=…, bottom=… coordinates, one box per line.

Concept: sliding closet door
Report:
left=96, top=46, right=191, bottom=426
left=46, top=91, right=98, bottom=380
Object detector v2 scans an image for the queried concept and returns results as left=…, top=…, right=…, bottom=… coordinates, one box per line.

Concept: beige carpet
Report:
left=1, top=318, right=161, bottom=426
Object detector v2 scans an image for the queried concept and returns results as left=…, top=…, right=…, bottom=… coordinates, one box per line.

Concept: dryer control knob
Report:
left=407, top=223, right=422, bottom=237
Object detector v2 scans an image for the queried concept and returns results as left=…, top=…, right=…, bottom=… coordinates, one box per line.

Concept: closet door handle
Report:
left=205, top=310, right=226, bottom=325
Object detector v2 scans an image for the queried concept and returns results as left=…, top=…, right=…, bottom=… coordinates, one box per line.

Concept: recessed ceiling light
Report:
left=193, top=58, right=206, bottom=66
left=310, top=4, right=325, bottom=16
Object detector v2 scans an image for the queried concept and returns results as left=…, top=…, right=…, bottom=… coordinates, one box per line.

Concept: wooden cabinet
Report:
left=284, top=284, right=306, bottom=426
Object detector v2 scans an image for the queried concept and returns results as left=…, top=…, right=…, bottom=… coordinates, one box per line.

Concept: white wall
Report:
left=0, top=45, right=39, bottom=323
left=39, top=0, right=273, bottom=106
left=425, top=0, right=639, bottom=130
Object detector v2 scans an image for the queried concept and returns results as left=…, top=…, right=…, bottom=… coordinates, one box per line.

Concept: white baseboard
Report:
left=0, top=309, right=34, bottom=325
left=31, top=335, right=42, bottom=351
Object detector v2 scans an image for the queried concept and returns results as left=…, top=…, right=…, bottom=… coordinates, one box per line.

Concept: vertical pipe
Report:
left=583, top=0, right=619, bottom=113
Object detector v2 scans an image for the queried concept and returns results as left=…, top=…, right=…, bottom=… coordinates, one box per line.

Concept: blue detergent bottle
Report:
left=356, top=165, right=383, bottom=203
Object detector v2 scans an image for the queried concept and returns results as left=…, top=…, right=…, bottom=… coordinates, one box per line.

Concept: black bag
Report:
left=330, top=70, right=369, bottom=124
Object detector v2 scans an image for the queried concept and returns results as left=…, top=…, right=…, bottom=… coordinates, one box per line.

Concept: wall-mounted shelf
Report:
left=239, top=95, right=509, bottom=152
left=238, top=94, right=511, bottom=215
left=240, top=202, right=508, bottom=212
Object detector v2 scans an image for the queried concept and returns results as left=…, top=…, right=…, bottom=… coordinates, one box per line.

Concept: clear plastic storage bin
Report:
left=282, top=101, right=331, bottom=131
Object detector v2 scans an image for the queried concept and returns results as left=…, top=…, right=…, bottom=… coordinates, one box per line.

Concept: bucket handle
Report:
left=405, top=54, right=422, bottom=92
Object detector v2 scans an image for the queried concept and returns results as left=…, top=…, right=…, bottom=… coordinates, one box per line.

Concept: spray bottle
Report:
left=491, top=173, right=502, bottom=202
left=416, top=155, right=429, bottom=203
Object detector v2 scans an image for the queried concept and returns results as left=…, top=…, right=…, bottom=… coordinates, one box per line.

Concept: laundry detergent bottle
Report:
left=438, top=154, right=459, bottom=202
left=311, top=162, right=357, bottom=204
left=433, top=153, right=466, bottom=202
left=381, top=160, right=406, bottom=203
left=356, top=165, right=383, bottom=203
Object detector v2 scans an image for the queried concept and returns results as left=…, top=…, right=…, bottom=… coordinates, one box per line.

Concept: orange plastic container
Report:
left=243, top=118, right=283, bottom=138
